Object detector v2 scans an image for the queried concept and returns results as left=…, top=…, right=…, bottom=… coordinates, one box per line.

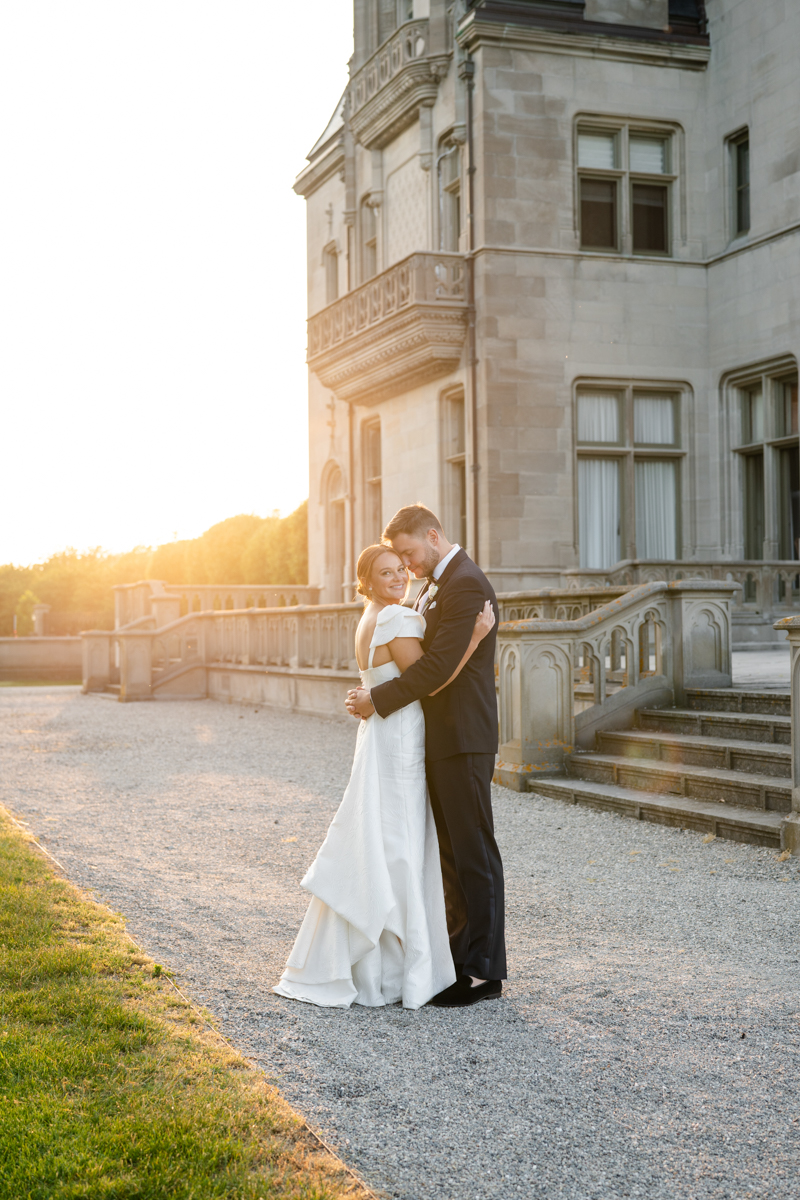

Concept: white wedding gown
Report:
left=273, top=604, right=455, bottom=1009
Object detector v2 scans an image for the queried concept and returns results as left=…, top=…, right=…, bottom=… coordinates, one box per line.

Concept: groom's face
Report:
left=390, top=531, right=441, bottom=579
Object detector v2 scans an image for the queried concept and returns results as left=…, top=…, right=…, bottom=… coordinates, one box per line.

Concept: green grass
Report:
left=0, top=813, right=370, bottom=1200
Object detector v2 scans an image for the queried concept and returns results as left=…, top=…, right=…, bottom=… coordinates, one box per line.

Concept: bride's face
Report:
left=369, top=551, right=409, bottom=606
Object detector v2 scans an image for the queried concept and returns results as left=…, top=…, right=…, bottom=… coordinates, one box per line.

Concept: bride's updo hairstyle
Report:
left=356, top=544, right=403, bottom=602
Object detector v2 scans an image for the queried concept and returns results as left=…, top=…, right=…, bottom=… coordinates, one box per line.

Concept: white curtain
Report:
left=579, top=458, right=620, bottom=568
left=577, top=394, right=619, bottom=443
left=578, top=132, right=616, bottom=169
left=629, top=137, right=666, bottom=174
left=634, top=396, right=674, bottom=444
left=635, top=460, right=677, bottom=559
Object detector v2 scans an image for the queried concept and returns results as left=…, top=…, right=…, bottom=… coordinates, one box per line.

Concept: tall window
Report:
left=324, top=465, right=346, bottom=599
left=324, top=243, right=338, bottom=305
left=576, top=387, right=683, bottom=568
left=441, top=389, right=467, bottom=547
left=438, top=139, right=462, bottom=251
left=362, top=420, right=382, bottom=545
left=733, top=370, right=799, bottom=563
left=729, top=130, right=750, bottom=237
left=577, top=124, right=674, bottom=255
left=360, top=199, right=377, bottom=282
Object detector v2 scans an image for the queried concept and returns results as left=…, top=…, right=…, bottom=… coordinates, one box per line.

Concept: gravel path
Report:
left=3, top=686, right=800, bottom=1200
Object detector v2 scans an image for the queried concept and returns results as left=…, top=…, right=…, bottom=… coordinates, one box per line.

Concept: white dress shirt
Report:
left=433, top=543, right=460, bottom=581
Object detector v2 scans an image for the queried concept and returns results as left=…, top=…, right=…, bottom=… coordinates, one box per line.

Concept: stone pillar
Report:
left=117, top=633, right=153, bottom=702
left=666, top=581, right=741, bottom=706
left=495, top=626, right=575, bottom=790
left=151, top=595, right=182, bottom=628
left=81, top=632, right=112, bottom=693
left=32, top=605, right=50, bottom=636
left=776, top=615, right=800, bottom=854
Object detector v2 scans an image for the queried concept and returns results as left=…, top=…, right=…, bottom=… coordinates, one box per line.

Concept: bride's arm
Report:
left=429, top=601, right=495, bottom=695
left=387, top=600, right=495, bottom=694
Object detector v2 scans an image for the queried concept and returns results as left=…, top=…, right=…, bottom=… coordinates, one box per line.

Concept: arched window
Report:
left=323, top=242, right=338, bottom=304
left=362, top=420, right=382, bottom=544
left=324, top=463, right=346, bottom=600
left=440, top=389, right=467, bottom=547
left=438, top=138, right=462, bottom=252
left=360, top=199, right=377, bottom=281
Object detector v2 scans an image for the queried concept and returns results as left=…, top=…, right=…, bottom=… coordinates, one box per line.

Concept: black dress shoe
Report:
left=428, top=977, right=502, bottom=1008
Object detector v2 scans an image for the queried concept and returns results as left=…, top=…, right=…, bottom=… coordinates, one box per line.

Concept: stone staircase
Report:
left=532, top=688, right=791, bottom=849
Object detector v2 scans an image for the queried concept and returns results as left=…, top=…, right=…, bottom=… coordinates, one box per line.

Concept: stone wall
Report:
left=0, top=638, right=83, bottom=681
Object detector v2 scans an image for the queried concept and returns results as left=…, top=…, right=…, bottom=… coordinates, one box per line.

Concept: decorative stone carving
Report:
left=350, top=19, right=450, bottom=149
left=307, top=252, right=468, bottom=405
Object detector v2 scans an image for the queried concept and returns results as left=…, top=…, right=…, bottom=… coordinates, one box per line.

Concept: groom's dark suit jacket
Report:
left=369, top=549, right=499, bottom=762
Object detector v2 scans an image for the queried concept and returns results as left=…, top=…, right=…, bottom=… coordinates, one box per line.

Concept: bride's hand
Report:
left=473, top=600, right=496, bottom=642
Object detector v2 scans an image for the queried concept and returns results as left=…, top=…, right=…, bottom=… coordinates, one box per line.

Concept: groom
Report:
left=346, top=503, right=506, bottom=1007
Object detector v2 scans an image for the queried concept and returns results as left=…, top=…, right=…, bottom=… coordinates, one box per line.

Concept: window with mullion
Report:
left=577, top=125, right=673, bottom=256
left=733, top=371, right=800, bottom=564
left=576, top=389, right=682, bottom=566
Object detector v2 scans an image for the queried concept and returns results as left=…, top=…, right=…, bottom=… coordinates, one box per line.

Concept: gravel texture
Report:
left=2, top=685, right=800, bottom=1200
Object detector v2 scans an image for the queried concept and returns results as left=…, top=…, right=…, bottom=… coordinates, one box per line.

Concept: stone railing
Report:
left=561, top=560, right=799, bottom=613
left=306, top=251, right=468, bottom=404
left=495, top=580, right=741, bottom=788
left=497, top=587, right=628, bottom=623
left=307, top=252, right=466, bottom=360
left=350, top=19, right=431, bottom=118
left=114, top=581, right=321, bottom=630
left=83, top=603, right=362, bottom=705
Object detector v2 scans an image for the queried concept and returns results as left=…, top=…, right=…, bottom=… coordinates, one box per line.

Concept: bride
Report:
left=273, top=543, right=495, bottom=1010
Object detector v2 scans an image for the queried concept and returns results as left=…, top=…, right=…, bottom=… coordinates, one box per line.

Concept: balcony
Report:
left=349, top=19, right=450, bottom=149
left=307, top=252, right=468, bottom=405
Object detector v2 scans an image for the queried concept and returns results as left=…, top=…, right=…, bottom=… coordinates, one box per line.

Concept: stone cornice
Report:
left=307, top=252, right=468, bottom=405
left=350, top=55, right=450, bottom=149
left=309, top=304, right=468, bottom=404
left=293, top=138, right=345, bottom=199
left=457, top=12, right=710, bottom=70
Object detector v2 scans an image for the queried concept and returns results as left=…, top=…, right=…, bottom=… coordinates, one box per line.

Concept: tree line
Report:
left=1, top=502, right=308, bottom=636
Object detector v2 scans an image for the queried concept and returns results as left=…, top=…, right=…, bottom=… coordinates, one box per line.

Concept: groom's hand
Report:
left=345, top=687, right=375, bottom=719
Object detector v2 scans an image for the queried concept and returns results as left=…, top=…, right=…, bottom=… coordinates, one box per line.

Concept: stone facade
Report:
left=296, top=0, right=800, bottom=602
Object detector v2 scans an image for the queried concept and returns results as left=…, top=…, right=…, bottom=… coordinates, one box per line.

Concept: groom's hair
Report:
left=383, top=503, right=443, bottom=543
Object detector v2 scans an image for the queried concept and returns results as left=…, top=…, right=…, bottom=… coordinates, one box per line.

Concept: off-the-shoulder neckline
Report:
left=374, top=603, right=416, bottom=625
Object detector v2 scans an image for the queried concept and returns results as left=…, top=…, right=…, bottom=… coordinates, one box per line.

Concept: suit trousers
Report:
left=425, top=752, right=507, bottom=981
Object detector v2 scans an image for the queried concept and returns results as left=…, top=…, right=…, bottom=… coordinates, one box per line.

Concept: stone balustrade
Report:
left=561, top=559, right=799, bottom=612
left=113, top=581, right=321, bottom=630
left=306, top=252, right=467, bottom=404
left=497, top=587, right=628, bottom=623
left=83, top=603, right=363, bottom=713
left=495, top=580, right=741, bottom=788
left=348, top=19, right=449, bottom=149
left=350, top=19, right=430, bottom=118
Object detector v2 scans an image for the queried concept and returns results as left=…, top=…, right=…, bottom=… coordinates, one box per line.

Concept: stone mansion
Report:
left=296, top=0, right=799, bottom=615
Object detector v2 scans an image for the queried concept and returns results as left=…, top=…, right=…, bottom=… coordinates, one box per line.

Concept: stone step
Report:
left=684, top=688, right=790, bottom=716
left=636, top=707, right=790, bottom=744
left=565, top=752, right=791, bottom=812
left=528, top=778, right=784, bottom=849
left=597, top=729, right=791, bottom=778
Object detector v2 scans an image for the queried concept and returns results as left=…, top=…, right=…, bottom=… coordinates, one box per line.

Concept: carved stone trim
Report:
left=349, top=19, right=450, bottom=149
left=308, top=252, right=467, bottom=405
left=310, top=304, right=467, bottom=405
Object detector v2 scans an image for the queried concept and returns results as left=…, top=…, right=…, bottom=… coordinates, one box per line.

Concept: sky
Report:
left=0, top=1, right=353, bottom=566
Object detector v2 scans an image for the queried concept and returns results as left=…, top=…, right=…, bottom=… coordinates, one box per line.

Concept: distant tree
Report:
left=14, top=589, right=40, bottom=637
left=242, top=502, right=308, bottom=585
left=0, top=503, right=309, bottom=633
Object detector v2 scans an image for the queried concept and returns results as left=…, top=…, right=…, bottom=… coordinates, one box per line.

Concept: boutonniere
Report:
left=427, top=583, right=439, bottom=599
